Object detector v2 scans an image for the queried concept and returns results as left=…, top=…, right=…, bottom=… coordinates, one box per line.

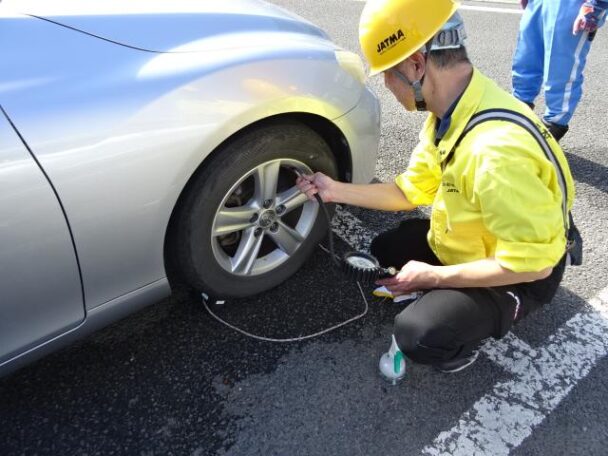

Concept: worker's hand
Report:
left=573, top=2, right=602, bottom=34
left=375, top=260, right=440, bottom=295
left=296, top=172, right=337, bottom=203
left=520, top=0, right=528, bottom=9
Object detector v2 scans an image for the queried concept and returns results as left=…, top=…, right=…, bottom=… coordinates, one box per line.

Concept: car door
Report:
left=0, top=107, right=84, bottom=366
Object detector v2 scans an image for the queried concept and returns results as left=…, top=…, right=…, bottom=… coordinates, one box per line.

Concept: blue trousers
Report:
left=512, top=0, right=604, bottom=126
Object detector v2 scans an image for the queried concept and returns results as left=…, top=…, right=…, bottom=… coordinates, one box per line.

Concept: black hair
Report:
left=427, top=46, right=470, bottom=69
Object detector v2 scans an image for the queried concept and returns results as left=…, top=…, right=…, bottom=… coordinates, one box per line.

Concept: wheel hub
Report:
left=258, top=209, right=277, bottom=229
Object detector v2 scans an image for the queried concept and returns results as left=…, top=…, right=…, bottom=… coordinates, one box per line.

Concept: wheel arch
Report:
left=162, top=113, right=351, bottom=290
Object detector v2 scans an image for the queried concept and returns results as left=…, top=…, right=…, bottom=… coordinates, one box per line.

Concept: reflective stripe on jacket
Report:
left=395, top=68, right=575, bottom=272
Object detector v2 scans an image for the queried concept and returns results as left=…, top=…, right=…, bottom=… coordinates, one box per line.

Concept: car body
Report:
left=0, top=0, right=380, bottom=376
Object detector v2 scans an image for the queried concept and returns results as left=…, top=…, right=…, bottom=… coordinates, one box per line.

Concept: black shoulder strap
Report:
left=445, top=108, right=569, bottom=232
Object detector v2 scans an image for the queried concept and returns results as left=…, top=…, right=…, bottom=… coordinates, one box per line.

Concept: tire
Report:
left=172, top=121, right=339, bottom=298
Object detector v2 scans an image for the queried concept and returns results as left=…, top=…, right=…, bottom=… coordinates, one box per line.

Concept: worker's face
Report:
left=383, top=54, right=426, bottom=111
left=384, top=68, right=416, bottom=111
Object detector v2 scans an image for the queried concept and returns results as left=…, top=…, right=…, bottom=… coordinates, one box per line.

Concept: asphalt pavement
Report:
left=1, top=1, right=608, bottom=455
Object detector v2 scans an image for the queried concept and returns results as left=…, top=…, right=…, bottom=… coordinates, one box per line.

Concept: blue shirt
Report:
left=434, top=93, right=464, bottom=145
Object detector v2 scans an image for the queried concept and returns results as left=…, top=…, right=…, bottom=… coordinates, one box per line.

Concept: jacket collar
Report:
left=422, top=67, right=486, bottom=164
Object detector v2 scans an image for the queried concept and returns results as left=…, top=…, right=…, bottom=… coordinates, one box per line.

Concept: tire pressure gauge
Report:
left=342, top=251, right=398, bottom=284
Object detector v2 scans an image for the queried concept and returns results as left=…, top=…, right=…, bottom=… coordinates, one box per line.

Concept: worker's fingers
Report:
left=296, top=177, right=314, bottom=190
left=304, top=188, right=319, bottom=200
left=296, top=179, right=319, bottom=200
left=301, top=187, right=318, bottom=199
left=375, top=277, right=415, bottom=294
left=299, top=180, right=313, bottom=191
left=296, top=172, right=335, bottom=203
left=572, top=18, right=593, bottom=35
left=380, top=284, right=416, bottom=296
left=295, top=174, right=313, bottom=185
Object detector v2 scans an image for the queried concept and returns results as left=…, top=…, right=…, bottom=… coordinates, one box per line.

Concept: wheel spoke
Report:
left=213, top=206, right=257, bottom=237
left=232, top=228, right=264, bottom=274
left=268, top=221, right=304, bottom=255
left=254, top=161, right=281, bottom=205
left=276, top=185, right=309, bottom=215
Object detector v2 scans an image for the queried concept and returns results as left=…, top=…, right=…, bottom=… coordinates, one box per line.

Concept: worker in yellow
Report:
left=297, top=0, right=577, bottom=373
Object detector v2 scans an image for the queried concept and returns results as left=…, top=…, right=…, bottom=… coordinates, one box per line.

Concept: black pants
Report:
left=370, top=219, right=565, bottom=365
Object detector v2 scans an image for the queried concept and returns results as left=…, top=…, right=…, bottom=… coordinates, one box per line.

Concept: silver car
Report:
left=0, top=0, right=380, bottom=375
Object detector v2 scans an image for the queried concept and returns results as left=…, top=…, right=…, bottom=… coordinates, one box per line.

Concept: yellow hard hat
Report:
left=359, top=0, right=460, bottom=75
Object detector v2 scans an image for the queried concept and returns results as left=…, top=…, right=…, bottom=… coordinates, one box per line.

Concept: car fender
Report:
left=0, top=13, right=372, bottom=309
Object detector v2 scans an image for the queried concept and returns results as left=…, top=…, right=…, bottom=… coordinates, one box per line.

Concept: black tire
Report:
left=172, top=121, right=338, bottom=298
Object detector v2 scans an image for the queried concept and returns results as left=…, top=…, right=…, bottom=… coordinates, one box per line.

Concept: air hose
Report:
left=312, top=194, right=397, bottom=284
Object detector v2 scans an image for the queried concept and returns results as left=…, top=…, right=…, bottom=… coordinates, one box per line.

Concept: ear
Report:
left=410, top=51, right=427, bottom=80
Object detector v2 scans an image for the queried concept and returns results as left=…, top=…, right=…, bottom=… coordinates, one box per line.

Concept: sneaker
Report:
left=372, top=286, right=420, bottom=304
left=436, top=350, right=479, bottom=374
left=372, top=285, right=394, bottom=299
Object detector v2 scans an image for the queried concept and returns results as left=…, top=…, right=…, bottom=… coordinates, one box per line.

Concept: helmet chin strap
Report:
left=391, top=69, right=427, bottom=112
left=412, top=79, right=427, bottom=111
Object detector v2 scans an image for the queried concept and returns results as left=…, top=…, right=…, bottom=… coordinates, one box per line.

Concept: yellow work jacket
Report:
left=395, top=68, right=575, bottom=272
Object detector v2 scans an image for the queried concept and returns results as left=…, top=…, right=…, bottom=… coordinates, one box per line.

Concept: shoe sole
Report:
left=437, top=351, right=479, bottom=374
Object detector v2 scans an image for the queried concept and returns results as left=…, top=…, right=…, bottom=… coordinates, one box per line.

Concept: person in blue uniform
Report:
left=512, top=0, right=608, bottom=141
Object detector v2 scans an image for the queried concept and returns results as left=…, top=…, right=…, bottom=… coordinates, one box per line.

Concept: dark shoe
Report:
left=436, top=350, right=479, bottom=373
left=523, top=100, right=535, bottom=110
left=542, top=120, right=569, bottom=142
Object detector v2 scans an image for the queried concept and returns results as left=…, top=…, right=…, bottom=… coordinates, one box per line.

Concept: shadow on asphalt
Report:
left=564, top=150, right=608, bottom=194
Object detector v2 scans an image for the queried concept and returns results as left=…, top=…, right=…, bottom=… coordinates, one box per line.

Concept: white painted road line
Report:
left=331, top=205, right=377, bottom=253
left=459, top=4, right=523, bottom=14
left=423, top=287, right=608, bottom=456
left=352, top=0, right=523, bottom=14
left=480, top=332, right=537, bottom=376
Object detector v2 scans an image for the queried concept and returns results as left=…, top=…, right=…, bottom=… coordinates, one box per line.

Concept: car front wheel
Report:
left=172, top=121, right=339, bottom=298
